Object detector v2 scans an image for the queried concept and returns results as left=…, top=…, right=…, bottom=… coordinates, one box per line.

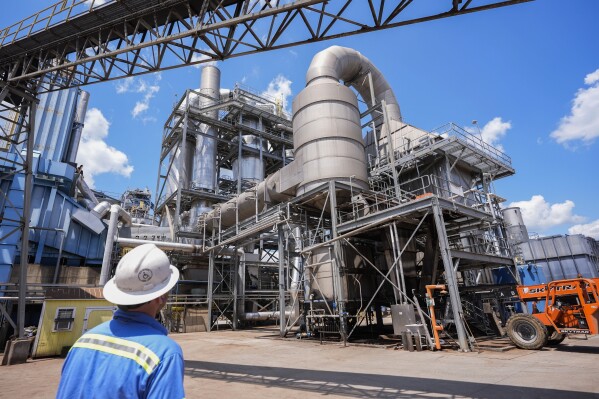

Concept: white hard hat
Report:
left=103, top=244, right=180, bottom=306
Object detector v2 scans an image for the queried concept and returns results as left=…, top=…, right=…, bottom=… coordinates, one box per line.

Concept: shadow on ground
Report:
left=185, top=360, right=598, bottom=399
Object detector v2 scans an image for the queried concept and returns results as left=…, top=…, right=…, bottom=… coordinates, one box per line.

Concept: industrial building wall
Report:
left=520, top=235, right=599, bottom=280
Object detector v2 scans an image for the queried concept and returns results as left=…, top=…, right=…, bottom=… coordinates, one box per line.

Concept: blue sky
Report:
left=2, top=0, right=598, bottom=239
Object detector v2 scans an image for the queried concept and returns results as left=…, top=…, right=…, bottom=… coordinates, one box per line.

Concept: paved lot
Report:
left=2, top=329, right=598, bottom=398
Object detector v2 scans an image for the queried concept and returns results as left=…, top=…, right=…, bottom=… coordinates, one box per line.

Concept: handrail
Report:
left=0, top=0, right=117, bottom=47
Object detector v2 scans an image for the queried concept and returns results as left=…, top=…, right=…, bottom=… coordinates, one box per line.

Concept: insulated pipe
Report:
left=240, top=310, right=293, bottom=321
left=116, top=237, right=203, bottom=253
left=76, top=175, right=99, bottom=208
left=99, top=204, right=133, bottom=285
left=305, top=45, right=401, bottom=121
left=91, top=200, right=111, bottom=219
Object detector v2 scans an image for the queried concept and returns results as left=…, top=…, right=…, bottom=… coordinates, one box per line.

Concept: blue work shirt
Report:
left=57, top=309, right=185, bottom=399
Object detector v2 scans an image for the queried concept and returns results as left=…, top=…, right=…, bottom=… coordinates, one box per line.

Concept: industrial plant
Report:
left=0, top=0, right=597, bottom=370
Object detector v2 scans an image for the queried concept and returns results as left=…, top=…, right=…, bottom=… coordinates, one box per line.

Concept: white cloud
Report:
left=84, top=0, right=109, bottom=7
left=550, top=68, right=599, bottom=146
left=262, top=75, right=292, bottom=113
left=115, top=77, right=134, bottom=94
left=508, top=195, right=585, bottom=233
left=479, top=117, right=511, bottom=152
left=114, top=75, right=161, bottom=119
left=190, top=53, right=217, bottom=68
left=76, top=108, right=133, bottom=188
left=568, top=219, right=599, bottom=239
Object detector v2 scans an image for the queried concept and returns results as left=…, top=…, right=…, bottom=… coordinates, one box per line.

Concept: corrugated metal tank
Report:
left=519, top=235, right=599, bottom=279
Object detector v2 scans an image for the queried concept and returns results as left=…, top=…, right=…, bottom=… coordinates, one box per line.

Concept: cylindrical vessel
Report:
left=166, top=136, right=195, bottom=197
left=502, top=207, right=529, bottom=245
left=292, top=80, right=369, bottom=195
left=192, top=66, right=220, bottom=191
left=232, top=132, right=266, bottom=185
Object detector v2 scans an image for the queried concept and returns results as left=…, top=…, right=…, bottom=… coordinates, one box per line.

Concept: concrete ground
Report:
left=1, top=329, right=598, bottom=398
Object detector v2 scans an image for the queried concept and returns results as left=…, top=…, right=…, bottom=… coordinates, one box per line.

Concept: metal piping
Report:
left=64, top=90, right=90, bottom=164
left=91, top=200, right=111, bottom=219
left=76, top=175, right=99, bottom=209
left=99, top=204, right=132, bottom=285
left=305, top=45, right=401, bottom=121
left=116, top=237, right=203, bottom=253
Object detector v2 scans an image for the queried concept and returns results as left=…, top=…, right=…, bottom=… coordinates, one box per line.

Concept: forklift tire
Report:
left=547, top=330, right=567, bottom=346
left=506, top=314, right=548, bottom=350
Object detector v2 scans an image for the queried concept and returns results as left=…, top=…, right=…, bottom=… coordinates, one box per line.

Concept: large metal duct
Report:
left=305, top=45, right=401, bottom=122
left=190, top=66, right=220, bottom=221
left=203, top=46, right=402, bottom=229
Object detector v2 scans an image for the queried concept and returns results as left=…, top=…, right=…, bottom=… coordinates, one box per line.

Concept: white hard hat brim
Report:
left=103, top=265, right=180, bottom=306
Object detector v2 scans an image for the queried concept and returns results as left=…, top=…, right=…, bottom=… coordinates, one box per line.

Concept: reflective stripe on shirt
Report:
left=72, top=333, right=160, bottom=374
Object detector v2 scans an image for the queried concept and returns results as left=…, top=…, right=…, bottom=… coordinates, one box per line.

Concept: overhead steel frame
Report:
left=0, top=0, right=533, bottom=342
left=0, top=0, right=533, bottom=92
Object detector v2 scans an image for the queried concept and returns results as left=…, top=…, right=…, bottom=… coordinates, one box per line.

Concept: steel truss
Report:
left=0, top=0, right=532, bottom=91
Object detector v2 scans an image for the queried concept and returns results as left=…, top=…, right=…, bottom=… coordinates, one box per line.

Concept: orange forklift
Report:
left=506, top=277, right=599, bottom=349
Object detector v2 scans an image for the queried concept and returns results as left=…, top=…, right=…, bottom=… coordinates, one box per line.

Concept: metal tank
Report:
left=502, top=207, right=529, bottom=245
left=190, top=66, right=220, bottom=221
left=165, top=136, right=195, bottom=197
left=232, top=131, right=266, bottom=186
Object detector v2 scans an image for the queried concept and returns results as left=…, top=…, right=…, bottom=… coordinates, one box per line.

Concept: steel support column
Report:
left=278, top=225, right=285, bottom=337
left=431, top=197, right=469, bottom=351
left=328, top=181, right=347, bottom=343
left=17, top=100, right=35, bottom=339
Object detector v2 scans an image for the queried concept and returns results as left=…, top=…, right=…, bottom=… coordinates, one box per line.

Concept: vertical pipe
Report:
left=18, top=100, right=36, bottom=339
left=382, top=99, right=400, bottom=200
left=367, top=72, right=380, bottom=155
left=278, top=225, right=285, bottom=337
left=99, top=205, right=120, bottom=285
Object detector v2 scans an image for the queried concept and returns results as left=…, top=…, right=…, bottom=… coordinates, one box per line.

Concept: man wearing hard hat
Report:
left=57, top=244, right=185, bottom=398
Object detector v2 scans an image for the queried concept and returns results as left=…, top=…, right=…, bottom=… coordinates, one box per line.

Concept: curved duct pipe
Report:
left=305, top=45, right=401, bottom=122
left=99, top=204, right=133, bottom=285
left=91, top=200, right=111, bottom=219
left=76, top=175, right=99, bottom=209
